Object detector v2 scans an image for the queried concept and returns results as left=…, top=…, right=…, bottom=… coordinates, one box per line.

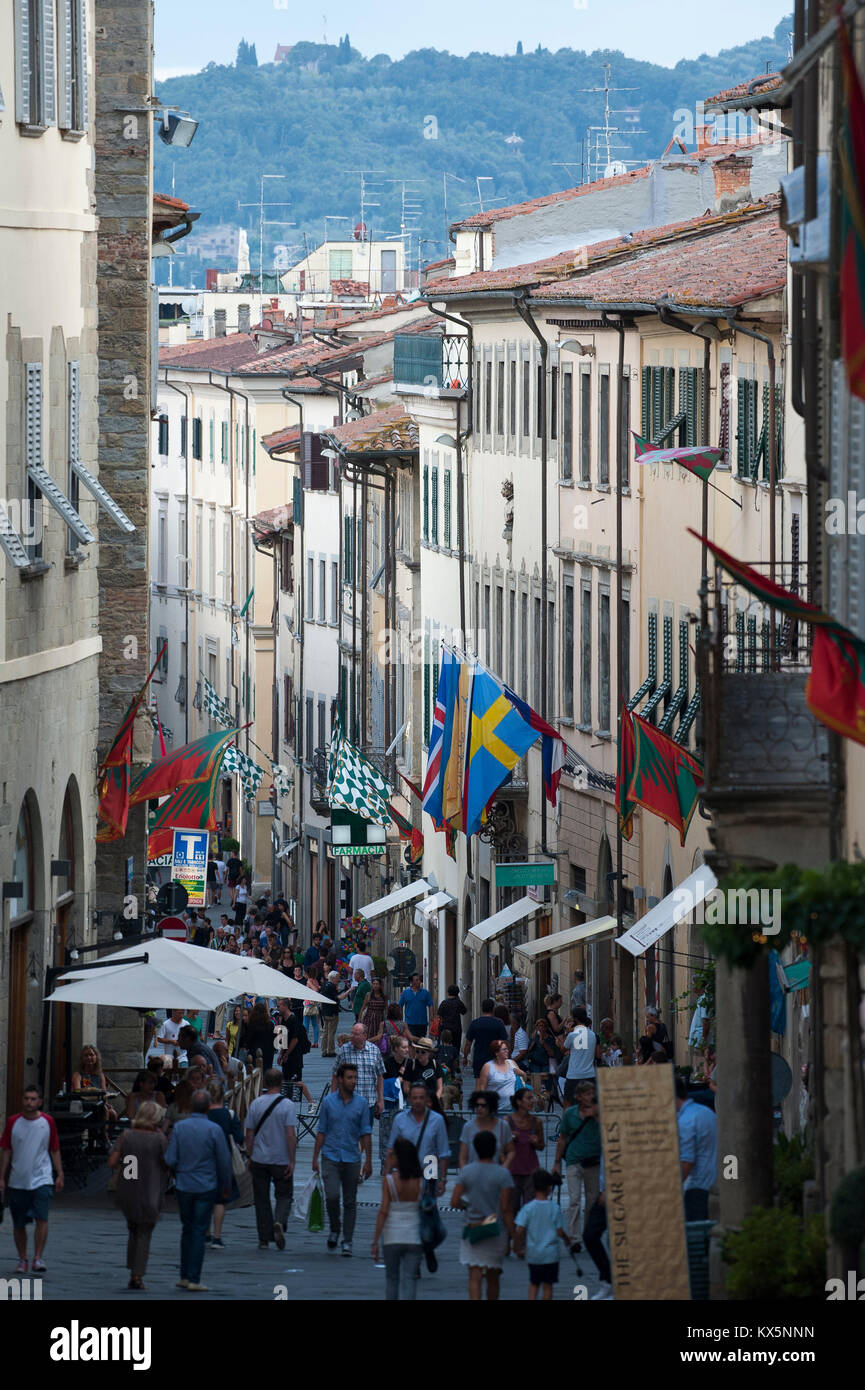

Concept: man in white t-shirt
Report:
left=562, top=1006, right=602, bottom=1102
left=155, top=1009, right=189, bottom=1065
left=0, top=1083, right=64, bottom=1274
left=245, top=1069, right=297, bottom=1251
left=347, top=944, right=374, bottom=984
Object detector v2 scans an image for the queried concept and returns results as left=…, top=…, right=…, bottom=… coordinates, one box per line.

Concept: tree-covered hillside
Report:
left=155, top=21, right=791, bottom=285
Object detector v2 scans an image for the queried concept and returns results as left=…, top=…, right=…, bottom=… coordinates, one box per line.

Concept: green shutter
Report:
left=431, top=466, right=439, bottom=545
left=423, top=464, right=429, bottom=542
left=737, top=380, right=747, bottom=474
left=423, top=660, right=430, bottom=742
left=443, top=470, right=451, bottom=548
left=641, top=366, right=651, bottom=437
left=775, top=383, right=784, bottom=480
left=344, top=514, right=353, bottom=584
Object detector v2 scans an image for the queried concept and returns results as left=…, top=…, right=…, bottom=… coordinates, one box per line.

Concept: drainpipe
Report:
left=728, top=318, right=777, bottom=583
left=224, top=378, right=254, bottom=837
left=282, top=390, right=306, bottom=918
left=513, top=293, right=551, bottom=856
left=160, top=371, right=192, bottom=742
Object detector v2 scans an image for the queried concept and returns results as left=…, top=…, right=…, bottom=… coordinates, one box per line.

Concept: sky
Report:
left=154, top=0, right=794, bottom=80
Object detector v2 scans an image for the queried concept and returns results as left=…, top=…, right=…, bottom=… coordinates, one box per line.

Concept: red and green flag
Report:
left=637, top=442, right=723, bottom=481
left=96, top=643, right=166, bottom=842
left=619, top=702, right=704, bottom=846
left=145, top=765, right=225, bottom=860
left=129, top=727, right=242, bottom=806
left=389, top=803, right=424, bottom=864
left=616, top=701, right=637, bottom=841
left=399, top=770, right=456, bottom=860
left=839, top=13, right=865, bottom=401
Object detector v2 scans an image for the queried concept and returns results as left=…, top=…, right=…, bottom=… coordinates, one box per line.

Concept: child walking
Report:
left=514, top=1169, right=569, bottom=1301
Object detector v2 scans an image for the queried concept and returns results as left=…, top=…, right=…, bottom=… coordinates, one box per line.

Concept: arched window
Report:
left=10, top=801, right=34, bottom=921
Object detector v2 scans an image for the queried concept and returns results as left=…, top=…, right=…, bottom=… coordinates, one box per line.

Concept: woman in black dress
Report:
left=243, top=1001, right=276, bottom=1070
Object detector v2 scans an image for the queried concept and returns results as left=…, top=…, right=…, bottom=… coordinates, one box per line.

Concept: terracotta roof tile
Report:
left=704, top=74, right=782, bottom=107
left=159, top=333, right=288, bottom=371
left=323, top=403, right=419, bottom=455
left=154, top=192, right=191, bottom=212
left=261, top=425, right=301, bottom=454
left=253, top=503, right=293, bottom=532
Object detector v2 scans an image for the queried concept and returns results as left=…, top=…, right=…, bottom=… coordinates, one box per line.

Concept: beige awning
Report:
left=358, top=879, right=432, bottom=922
left=466, top=895, right=540, bottom=954
left=513, top=915, right=616, bottom=971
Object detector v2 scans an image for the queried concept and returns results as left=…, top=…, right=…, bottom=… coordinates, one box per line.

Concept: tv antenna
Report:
left=579, top=63, right=645, bottom=182
left=237, top=174, right=295, bottom=322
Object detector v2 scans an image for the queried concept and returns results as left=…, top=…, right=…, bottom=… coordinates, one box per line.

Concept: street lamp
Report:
left=158, top=109, right=199, bottom=147
left=559, top=337, right=596, bottom=357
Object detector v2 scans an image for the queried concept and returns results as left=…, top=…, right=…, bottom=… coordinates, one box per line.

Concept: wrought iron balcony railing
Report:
left=393, top=333, right=469, bottom=394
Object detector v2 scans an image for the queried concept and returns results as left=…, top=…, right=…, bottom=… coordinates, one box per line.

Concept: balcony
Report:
left=393, top=333, right=469, bottom=396
left=309, top=744, right=398, bottom=819
left=697, top=567, right=832, bottom=869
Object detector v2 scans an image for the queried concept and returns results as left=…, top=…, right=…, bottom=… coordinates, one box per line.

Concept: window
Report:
left=509, top=360, right=517, bottom=439
left=222, top=519, right=230, bottom=601
left=209, top=416, right=215, bottom=464
left=280, top=532, right=293, bottom=594
left=10, top=801, right=34, bottom=921
left=473, top=353, right=481, bottom=432
left=598, top=591, right=611, bottom=733
left=431, top=464, right=439, bottom=545
left=156, top=507, right=167, bottom=585
left=306, top=556, right=315, bottom=619
left=14, top=0, right=57, bottom=131
left=485, top=361, right=492, bottom=434
left=178, top=507, right=187, bottom=585
left=495, top=584, right=503, bottom=675
left=678, top=367, right=704, bottom=447
left=546, top=599, right=555, bottom=713
left=180, top=415, right=187, bottom=458
left=508, top=588, right=516, bottom=687
left=533, top=596, right=541, bottom=705
left=195, top=508, right=203, bottom=590
left=329, top=248, right=353, bottom=283
left=520, top=592, right=528, bottom=699
left=319, top=558, right=326, bottom=621
left=641, top=365, right=676, bottom=442
left=496, top=360, right=505, bottom=435
left=719, top=362, right=731, bottom=465
left=598, top=369, right=610, bottom=485
left=158, top=415, right=169, bottom=456
left=562, top=578, right=574, bottom=717
left=208, top=512, right=216, bottom=595
left=318, top=698, right=326, bottom=753
left=331, top=561, right=338, bottom=624
left=443, top=470, right=452, bottom=548
left=484, top=584, right=491, bottom=664
left=536, top=364, right=543, bottom=439
left=283, top=675, right=295, bottom=743
left=561, top=368, right=573, bottom=480
left=550, top=366, right=558, bottom=441
left=422, top=460, right=429, bottom=542
left=620, top=373, right=631, bottom=488
left=305, top=696, right=314, bottom=764
left=621, top=596, right=631, bottom=703
left=221, top=420, right=228, bottom=464
left=580, top=583, right=592, bottom=726
left=192, top=417, right=203, bottom=461
left=522, top=361, right=530, bottom=441
left=344, top=514, right=354, bottom=585
left=57, top=0, right=88, bottom=133
left=737, top=378, right=759, bottom=476
left=579, top=367, right=591, bottom=483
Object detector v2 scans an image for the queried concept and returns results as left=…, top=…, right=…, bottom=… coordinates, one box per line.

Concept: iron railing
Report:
left=393, top=333, right=469, bottom=392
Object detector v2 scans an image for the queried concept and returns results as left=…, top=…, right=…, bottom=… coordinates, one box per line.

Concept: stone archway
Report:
left=6, top=791, right=45, bottom=1117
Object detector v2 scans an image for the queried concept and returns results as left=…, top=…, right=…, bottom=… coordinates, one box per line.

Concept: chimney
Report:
left=237, top=303, right=251, bottom=334
left=214, top=308, right=227, bottom=337
left=695, top=124, right=712, bottom=152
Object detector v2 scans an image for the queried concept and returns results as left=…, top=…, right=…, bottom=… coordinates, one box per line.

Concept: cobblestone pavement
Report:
left=3, top=1026, right=601, bottom=1302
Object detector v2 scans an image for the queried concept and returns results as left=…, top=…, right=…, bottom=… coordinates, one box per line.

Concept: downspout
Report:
left=282, top=390, right=306, bottom=890
left=513, top=293, right=550, bottom=855
left=423, top=302, right=474, bottom=644
left=727, top=317, right=777, bottom=582
left=161, top=370, right=192, bottom=742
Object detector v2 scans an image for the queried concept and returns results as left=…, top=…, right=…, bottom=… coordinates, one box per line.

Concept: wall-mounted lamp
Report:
left=435, top=433, right=457, bottom=449
left=559, top=338, right=596, bottom=358
left=158, top=109, right=199, bottom=148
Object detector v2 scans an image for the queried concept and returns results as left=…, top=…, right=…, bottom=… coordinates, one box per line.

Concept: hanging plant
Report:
left=701, top=860, right=865, bottom=967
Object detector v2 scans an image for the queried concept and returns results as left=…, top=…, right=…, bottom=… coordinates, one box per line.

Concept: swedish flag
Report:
left=462, top=668, right=538, bottom=835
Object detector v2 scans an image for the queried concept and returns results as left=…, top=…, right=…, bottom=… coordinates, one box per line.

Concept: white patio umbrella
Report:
left=57, top=936, right=322, bottom=1004
left=46, top=963, right=232, bottom=1010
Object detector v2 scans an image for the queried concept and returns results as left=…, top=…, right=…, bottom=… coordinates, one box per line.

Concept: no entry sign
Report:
left=158, top=916, right=188, bottom=942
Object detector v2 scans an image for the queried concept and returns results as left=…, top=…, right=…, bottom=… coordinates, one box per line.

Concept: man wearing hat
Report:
left=403, top=1038, right=444, bottom=1113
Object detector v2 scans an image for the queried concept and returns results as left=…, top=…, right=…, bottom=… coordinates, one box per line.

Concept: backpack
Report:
left=298, top=1019, right=311, bottom=1054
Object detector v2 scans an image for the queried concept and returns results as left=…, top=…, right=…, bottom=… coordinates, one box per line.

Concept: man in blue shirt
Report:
left=313, top=1062, right=372, bottom=1257
left=384, top=1082, right=450, bottom=1196
left=675, top=1076, right=718, bottom=1220
left=165, top=1090, right=232, bottom=1291
left=303, top=933, right=323, bottom=972
left=397, top=973, right=434, bottom=1038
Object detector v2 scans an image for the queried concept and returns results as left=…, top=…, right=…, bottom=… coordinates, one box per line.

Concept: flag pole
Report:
left=96, top=639, right=167, bottom=781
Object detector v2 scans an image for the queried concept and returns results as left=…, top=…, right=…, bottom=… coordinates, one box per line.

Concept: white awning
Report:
left=466, top=895, right=539, bottom=954
left=414, top=890, right=455, bottom=924
left=358, top=878, right=432, bottom=921
left=513, top=915, right=617, bottom=971
left=615, top=866, right=718, bottom=957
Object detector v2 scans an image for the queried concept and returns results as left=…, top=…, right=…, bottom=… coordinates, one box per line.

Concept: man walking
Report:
left=385, top=1082, right=450, bottom=1196
left=165, top=1089, right=232, bottom=1292
left=398, top=973, right=434, bottom=1038
left=0, top=1084, right=64, bottom=1274
left=332, top=1023, right=384, bottom=1122
left=675, top=1076, right=717, bottom=1219
left=245, top=1068, right=297, bottom=1250
left=319, top=970, right=343, bottom=1056
left=552, top=1082, right=602, bottom=1251
left=313, top=1062, right=372, bottom=1256
left=462, top=998, right=508, bottom=1079
left=570, top=970, right=586, bottom=1016
left=561, top=1006, right=602, bottom=1102
left=226, top=850, right=242, bottom=905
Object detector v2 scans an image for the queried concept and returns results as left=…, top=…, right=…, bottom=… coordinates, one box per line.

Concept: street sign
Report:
left=159, top=915, right=188, bottom=941
left=495, top=861, right=556, bottom=888
left=156, top=880, right=188, bottom=914
left=171, top=829, right=208, bottom=907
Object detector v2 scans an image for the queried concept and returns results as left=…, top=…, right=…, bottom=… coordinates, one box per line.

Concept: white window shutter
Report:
left=76, top=0, right=88, bottom=129
left=41, top=0, right=56, bottom=126
left=57, top=0, right=73, bottom=129
left=26, top=363, right=43, bottom=469
left=68, top=360, right=80, bottom=463
left=14, top=0, right=32, bottom=126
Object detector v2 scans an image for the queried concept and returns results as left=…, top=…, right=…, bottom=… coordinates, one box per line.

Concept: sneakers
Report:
left=341, top=1241, right=352, bottom=1257
left=15, top=1259, right=28, bottom=1275
left=210, top=1238, right=225, bottom=1250
left=327, top=1233, right=339, bottom=1251
left=204, top=1234, right=213, bottom=1246
left=32, top=1259, right=46, bottom=1273
left=186, top=1283, right=209, bottom=1292
left=273, top=1222, right=285, bottom=1250
left=591, top=1280, right=614, bottom=1301
left=176, top=1279, right=189, bottom=1289
left=257, top=1241, right=268, bottom=1250
left=307, top=1102, right=317, bottom=1113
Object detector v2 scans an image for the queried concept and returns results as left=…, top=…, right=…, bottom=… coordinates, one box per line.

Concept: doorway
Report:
left=7, top=924, right=29, bottom=1116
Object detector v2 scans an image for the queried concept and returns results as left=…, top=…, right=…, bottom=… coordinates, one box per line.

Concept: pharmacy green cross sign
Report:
left=495, top=862, right=556, bottom=888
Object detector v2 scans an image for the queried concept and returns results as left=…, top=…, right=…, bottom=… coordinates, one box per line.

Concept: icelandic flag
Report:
left=503, top=683, right=566, bottom=807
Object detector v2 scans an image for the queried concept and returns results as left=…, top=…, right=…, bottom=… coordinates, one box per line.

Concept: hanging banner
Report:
left=171, top=828, right=209, bottom=907
left=595, top=1065, right=691, bottom=1300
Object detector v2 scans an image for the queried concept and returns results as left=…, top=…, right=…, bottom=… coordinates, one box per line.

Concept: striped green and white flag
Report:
left=222, top=744, right=265, bottom=796
left=271, top=763, right=293, bottom=798
left=203, top=677, right=233, bottom=728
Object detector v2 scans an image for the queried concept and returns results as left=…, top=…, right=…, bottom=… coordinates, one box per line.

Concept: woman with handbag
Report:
left=505, top=1087, right=545, bottom=1212
left=450, top=1129, right=516, bottom=1300
left=205, top=1079, right=245, bottom=1249
left=371, top=1137, right=423, bottom=1300
left=106, top=1101, right=168, bottom=1291
left=478, top=1039, right=526, bottom=1114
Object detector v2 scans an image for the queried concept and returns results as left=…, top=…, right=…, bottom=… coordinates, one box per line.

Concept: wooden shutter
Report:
left=14, top=0, right=32, bottom=125
left=41, top=0, right=56, bottom=126
left=431, top=465, right=438, bottom=545
left=641, top=365, right=651, bottom=438
left=719, top=363, right=730, bottom=465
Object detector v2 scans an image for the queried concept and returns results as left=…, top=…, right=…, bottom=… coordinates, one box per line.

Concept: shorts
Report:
left=7, top=1184, right=54, bottom=1228
left=528, top=1261, right=559, bottom=1286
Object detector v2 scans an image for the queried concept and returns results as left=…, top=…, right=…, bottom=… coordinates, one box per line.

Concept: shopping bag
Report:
left=308, top=1173, right=325, bottom=1233
left=229, top=1137, right=253, bottom=1208
left=295, top=1173, right=317, bottom=1223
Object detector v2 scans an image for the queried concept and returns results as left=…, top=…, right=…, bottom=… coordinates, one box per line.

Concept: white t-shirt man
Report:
left=157, top=1014, right=189, bottom=1065
left=0, top=1112, right=60, bottom=1188
left=564, top=1025, right=598, bottom=1080
left=512, top=1024, right=530, bottom=1059
left=245, top=1093, right=297, bottom=1166
left=348, top=951, right=374, bottom=983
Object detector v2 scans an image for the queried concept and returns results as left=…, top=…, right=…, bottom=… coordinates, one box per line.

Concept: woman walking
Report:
left=371, top=1137, right=422, bottom=1300
left=205, top=1080, right=244, bottom=1250
left=106, top=1101, right=168, bottom=1290
left=451, top=1130, right=516, bottom=1301
left=303, top=975, right=321, bottom=1048
left=243, top=1001, right=276, bottom=1070
left=226, top=1005, right=243, bottom=1058
left=458, top=1092, right=514, bottom=1167
left=478, top=1039, right=526, bottom=1115
left=360, top=976, right=388, bottom=1044
left=505, top=1086, right=544, bottom=1212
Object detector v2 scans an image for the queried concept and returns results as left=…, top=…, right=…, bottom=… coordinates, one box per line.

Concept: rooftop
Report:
left=704, top=73, right=783, bottom=109
left=260, top=426, right=301, bottom=455
left=323, top=403, right=419, bottom=455
left=252, top=503, right=293, bottom=534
